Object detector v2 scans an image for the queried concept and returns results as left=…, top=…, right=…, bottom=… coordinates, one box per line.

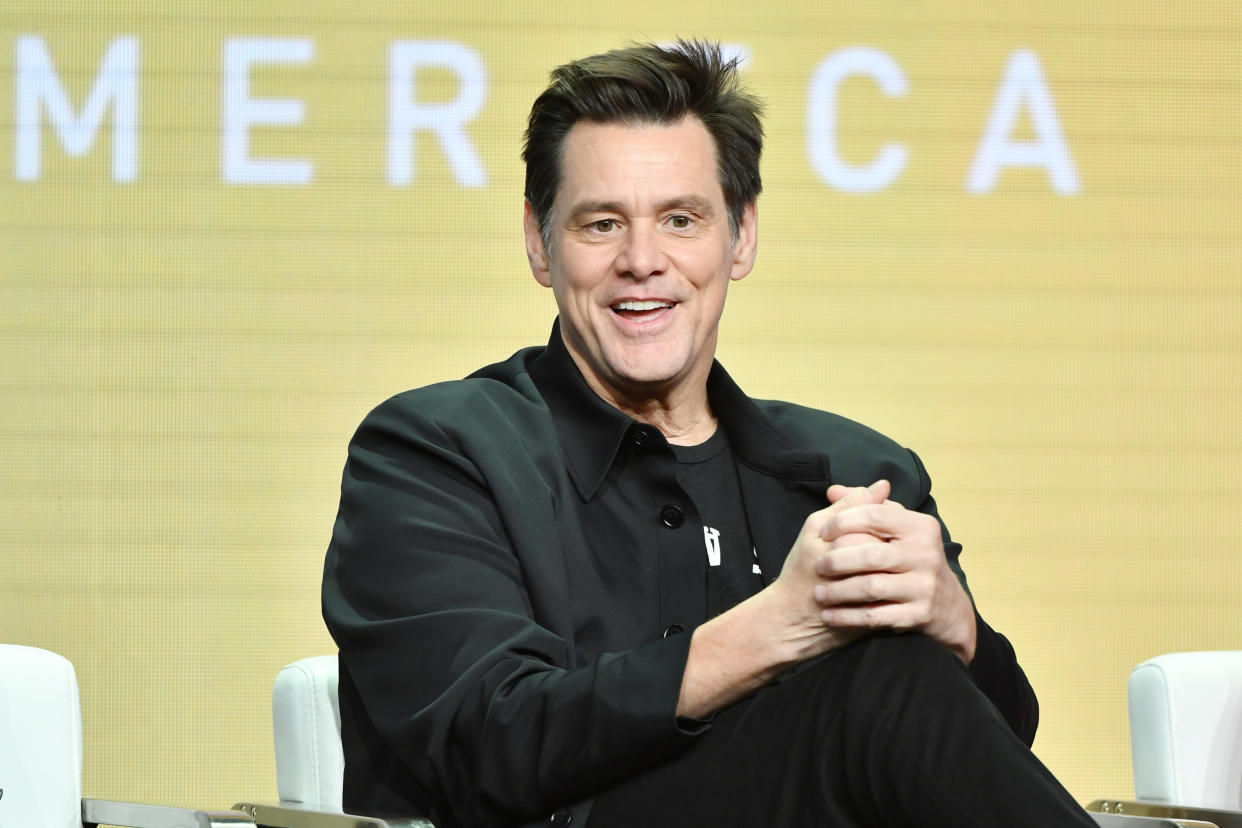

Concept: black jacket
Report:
left=322, top=327, right=1037, bottom=828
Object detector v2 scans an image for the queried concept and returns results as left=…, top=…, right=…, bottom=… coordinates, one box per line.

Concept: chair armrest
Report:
left=1089, top=799, right=1242, bottom=828
left=1091, top=814, right=1219, bottom=827
left=232, top=801, right=434, bottom=828
left=82, top=798, right=255, bottom=827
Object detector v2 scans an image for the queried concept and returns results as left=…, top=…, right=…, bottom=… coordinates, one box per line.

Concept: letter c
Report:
left=807, top=47, right=909, bottom=193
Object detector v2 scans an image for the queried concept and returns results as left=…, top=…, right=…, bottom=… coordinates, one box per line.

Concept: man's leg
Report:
left=587, top=634, right=1096, bottom=827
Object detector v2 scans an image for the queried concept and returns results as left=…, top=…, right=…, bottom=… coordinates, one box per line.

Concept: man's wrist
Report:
left=677, top=590, right=807, bottom=718
left=945, top=588, right=979, bottom=665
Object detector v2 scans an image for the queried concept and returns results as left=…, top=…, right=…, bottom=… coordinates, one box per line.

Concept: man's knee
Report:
left=833, top=631, right=966, bottom=678
left=856, top=632, right=968, bottom=675
left=800, top=634, right=977, bottom=721
left=738, top=634, right=980, bottom=740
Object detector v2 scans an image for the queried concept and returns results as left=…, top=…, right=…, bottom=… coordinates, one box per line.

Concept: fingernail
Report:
left=868, top=480, right=886, bottom=493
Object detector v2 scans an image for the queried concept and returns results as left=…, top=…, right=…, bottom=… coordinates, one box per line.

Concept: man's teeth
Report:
left=614, top=300, right=672, bottom=311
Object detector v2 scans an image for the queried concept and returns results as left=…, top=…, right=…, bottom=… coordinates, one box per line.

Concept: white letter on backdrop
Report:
left=16, top=35, right=139, bottom=181
left=967, top=49, right=1080, bottom=194
left=806, top=46, right=908, bottom=193
left=222, top=37, right=315, bottom=185
left=388, top=41, right=487, bottom=187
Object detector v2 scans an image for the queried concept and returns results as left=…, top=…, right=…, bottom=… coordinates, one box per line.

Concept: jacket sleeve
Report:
left=321, top=393, right=696, bottom=827
left=906, top=449, right=1040, bottom=746
left=970, top=613, right=1040, bottom=745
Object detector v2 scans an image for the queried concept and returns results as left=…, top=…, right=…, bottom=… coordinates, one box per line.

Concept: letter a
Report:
left=967, top=50, right=1080, bottom=194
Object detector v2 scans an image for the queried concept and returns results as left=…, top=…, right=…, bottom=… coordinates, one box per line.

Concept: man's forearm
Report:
left=676, top=586, right=855, bottom=719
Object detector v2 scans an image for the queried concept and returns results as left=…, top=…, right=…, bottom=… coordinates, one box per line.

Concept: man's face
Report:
left=524, top=117, right=757, bottom=407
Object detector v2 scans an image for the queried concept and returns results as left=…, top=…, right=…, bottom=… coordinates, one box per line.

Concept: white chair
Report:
left=1088, top=651, right=1242, bottom=828
left=1130, top=651, right=1242, bottom=810
left=232, top=656, right=430, bottom=828
left=272, top=657, right=345, bottom=813
left=0, top=643, right=253, bottom=828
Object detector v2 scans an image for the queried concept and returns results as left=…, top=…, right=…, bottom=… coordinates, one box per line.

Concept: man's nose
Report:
left=615, top=222, right=668, bottom=279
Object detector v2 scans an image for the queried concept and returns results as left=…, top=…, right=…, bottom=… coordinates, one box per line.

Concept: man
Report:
left=323, top=40, right=1096, bottom=828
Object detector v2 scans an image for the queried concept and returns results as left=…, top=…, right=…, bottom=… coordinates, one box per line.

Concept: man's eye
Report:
left=669, top=215, right=691, bottom=229
left=592, top=219, right=616, bottom=233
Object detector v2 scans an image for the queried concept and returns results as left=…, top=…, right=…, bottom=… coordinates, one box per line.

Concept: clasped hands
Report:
left=778, top=480, right=977, bottom=664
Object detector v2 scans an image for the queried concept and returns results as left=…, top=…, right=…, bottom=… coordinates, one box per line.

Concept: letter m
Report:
left=15, top=36, right=139, bottom=181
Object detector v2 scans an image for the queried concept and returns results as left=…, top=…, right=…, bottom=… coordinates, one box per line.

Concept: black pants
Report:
left=586, top=635, right=1096, bottom=828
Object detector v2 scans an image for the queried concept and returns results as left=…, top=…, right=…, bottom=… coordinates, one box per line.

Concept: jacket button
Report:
left=659, top=504, right=684, bottom=528
left=629, top=428, right=648, bottom=449
left=550, top=809, right=573, bottom=827
left=663, top=624, right=684, bottom=638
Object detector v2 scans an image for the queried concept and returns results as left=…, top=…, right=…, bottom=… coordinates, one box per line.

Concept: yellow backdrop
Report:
left=3, top=0, right=1240, bottom=813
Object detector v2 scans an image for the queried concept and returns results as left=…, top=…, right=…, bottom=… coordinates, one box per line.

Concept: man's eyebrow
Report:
left=564, top=196, right=718, bottom=223
left=565, top=200, right=624, bottom=223
left=656, top=195, right=716, bottom=216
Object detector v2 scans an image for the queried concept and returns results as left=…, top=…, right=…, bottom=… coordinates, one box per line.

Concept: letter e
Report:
left=222, top=38, right=315, bottom=185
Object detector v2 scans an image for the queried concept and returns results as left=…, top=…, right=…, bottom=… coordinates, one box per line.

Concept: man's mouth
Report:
left=612, top=299, right=674, bottom=320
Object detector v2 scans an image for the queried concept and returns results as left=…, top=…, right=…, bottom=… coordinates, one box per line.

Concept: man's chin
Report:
left=576, top=339, right=705, bottom=402
left=601, top=362, right=694, bottom=398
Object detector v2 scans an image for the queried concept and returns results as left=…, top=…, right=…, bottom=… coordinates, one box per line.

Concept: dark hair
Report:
left=523, top=39, right=764, bottom=247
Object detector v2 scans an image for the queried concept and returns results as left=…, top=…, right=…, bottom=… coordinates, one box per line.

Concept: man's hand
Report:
left=677, top=480, right=976, bottom=719
left=763, top=480, right=890, bottom=659
left=677, top=482, right=889, bottom=718
left=812, top=481, right=977, bottom=664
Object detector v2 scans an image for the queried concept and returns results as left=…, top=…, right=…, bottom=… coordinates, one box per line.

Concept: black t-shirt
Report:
left=670, top=428, right=764, bottom=617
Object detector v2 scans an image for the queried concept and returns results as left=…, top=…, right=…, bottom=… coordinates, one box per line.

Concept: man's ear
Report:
left=729, top=201, right=758, bottom=282
left=524, top=200, right=552, bottom=287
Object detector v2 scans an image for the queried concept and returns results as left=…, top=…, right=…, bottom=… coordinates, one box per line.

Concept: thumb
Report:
left=826, top=479, right=890, bottom=507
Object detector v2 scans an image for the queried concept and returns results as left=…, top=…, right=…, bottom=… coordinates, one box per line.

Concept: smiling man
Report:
left=526, top=116, right=754, bottom=445
left=323, top=41, right=1098, bottom=828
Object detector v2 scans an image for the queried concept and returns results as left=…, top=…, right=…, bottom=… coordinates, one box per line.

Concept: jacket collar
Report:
left=705, top=361, right=831, bottom=482
left=528, top=319, right=831, bottom=500
left=528, top=321, right=635, bottom=500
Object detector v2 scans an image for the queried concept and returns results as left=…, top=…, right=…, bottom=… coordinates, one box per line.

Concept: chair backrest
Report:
left=272, top=656, right=345, bottom=812
left=1129, top=650, right=1242, bottom=810
left=0, top=644, right=84, bottom=828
